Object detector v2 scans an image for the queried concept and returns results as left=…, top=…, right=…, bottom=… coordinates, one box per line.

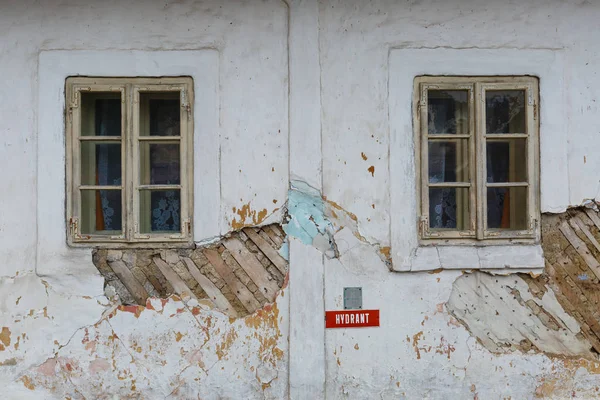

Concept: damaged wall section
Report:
left=447, top=207, right=600, bottom=358
left=94, top=224, right=288, bottom=318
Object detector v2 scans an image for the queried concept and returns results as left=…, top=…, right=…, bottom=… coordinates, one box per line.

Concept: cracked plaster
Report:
left=3, top=0, right=600, bottom=398
left=2, top=274, right=288, bottom=399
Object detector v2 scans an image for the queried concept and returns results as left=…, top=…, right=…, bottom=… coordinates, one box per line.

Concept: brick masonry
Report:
left=93, top=224, right=288, bottom=318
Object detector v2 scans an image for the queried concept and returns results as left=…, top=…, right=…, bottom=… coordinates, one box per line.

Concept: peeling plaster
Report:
left=401, top=244, right=545, bottom=273
left=447, top=272, right=593, bottom=357
left=284, top=180, right=393, bottom=267
left=3, top=280, right=288, bottom=399
left=3, top=0, right=600, bottom=398
left=284, top=180, right=336, bottom=256
left=230, top=203, right=270, bottom=231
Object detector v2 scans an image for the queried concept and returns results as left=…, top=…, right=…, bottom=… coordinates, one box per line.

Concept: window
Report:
left=65, top=77, right=194, bottom=247
left=414, top=76, right=539, bottom=243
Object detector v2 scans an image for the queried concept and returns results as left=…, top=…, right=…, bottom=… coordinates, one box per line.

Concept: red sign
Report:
left=325, top=309, right=380, bottom=328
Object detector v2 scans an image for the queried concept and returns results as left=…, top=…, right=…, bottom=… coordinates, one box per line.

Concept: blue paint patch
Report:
left=283, top=180, right=334, bottom=246
left=279, top=240, right=289, bottom=261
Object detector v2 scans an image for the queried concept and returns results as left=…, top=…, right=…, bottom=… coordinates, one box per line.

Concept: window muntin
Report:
left=415, top=77, right=539, bottom=243
left=66, top=77, right=194, bottom=246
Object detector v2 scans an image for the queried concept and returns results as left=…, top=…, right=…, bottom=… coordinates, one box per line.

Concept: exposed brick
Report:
left=172, top=261, right=198, bottom=290
left=106, top=250, right=122, bottom=262
left=259, top=256, right=271, bottom=268
left=122, top=251, right=136, bottom=268
left=246, top=240, right=259, bottom=253
left=177, top=248, right=193, bottom=258
left=130, top=267, right=149, bottom=286
left=136, top=251, right=155, bottom=267
left=233, top=268, right=252, bottom=287
left=92, top=223, right=289, bottom=318
left=258, top=229, right=279, bottom=247
left=246, top=281, right=258, bottom=293
left=190, top=250, right=209, bottom=267
left=253, top=289, right=268, bottom=305
left=164, top=250, right=180, bottom=264
left=143, top=281, right=159, bottom=298
left=107, top=280, right=136, bottom=304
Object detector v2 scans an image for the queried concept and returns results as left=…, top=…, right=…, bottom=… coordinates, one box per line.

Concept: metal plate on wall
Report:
left=344, top=287, right=362, bottom=310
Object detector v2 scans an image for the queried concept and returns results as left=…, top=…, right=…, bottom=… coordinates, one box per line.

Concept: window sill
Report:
left=67, top=240, right=195, bottom=250
left=395, top=244, right=544, bottom=273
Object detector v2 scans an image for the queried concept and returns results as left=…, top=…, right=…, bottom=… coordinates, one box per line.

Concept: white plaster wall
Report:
left=3, top=0, right=600, bottom=398
left=320, top=1, right=600, bottom=243
left=319, top=0, right=600, bottom=244
left=0, top=1, right=289, bottom=398
left=1, top=0, right=289, bottom=278
left=317, top=0, right=600, bottom=398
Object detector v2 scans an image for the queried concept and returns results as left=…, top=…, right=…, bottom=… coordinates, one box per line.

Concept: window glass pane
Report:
left=139, top=142, right=180, bottom=185
left=139, top=190, right=181, bottom=233
left=485, top=90, right=526, bottom=134
left=486, top=139, right=527, bottom=183
left=427, top=90, right=469, bottom=135
left=428, top=140, right=469, bottom=183
left=81, top=92, right=121, bottom=136
left=140, top=92, right=180, bottom=136
left=81, top=142, right=121, bottom=186
left=487, top=187, right=528, bottom=229
left=429, top=187, right=469, bottom=229
left=81, top=189, right=122, bottom=234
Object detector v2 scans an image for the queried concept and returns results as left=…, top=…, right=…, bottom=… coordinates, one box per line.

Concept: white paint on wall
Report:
left=2, top=1, right=290, bottom=398
left=2, top=0, right=600, bottom=398
left=317, top=1, right=600, bottom=398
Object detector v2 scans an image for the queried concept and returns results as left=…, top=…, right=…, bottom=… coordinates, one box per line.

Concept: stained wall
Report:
left=2, top=0, right=600, bottom=399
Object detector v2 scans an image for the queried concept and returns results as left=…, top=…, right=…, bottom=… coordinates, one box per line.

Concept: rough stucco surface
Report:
left=284, top=181, right=600, bottom=398
left=3, top=0, right=600, bottom=398
left=1, top=1, right=290, bottom=398
left=315, top=1, right=600, bottom=398
left=0, top=276, right=288, bottom=399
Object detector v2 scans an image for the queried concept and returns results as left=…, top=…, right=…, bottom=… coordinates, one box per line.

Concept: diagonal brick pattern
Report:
left=93, top=224, right=288, bottom=317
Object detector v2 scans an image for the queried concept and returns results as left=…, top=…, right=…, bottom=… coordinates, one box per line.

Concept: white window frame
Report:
left=414, top=76, right=540, bottom=245
left=65, top=77, right=194, bottom=248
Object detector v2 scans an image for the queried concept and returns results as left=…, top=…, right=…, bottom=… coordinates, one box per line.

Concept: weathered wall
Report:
left=314, top=0, right=600, bottom=398
left=1, top=1, right=290, bottom=398
left=93, top=224, right=288, bottom=317
left=2, top=0, right=600, bottom=399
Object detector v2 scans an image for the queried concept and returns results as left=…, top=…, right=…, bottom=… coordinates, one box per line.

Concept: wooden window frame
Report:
left=414, top=76, right=540, bottom=245
left=66, top=77, right=194, bottom=248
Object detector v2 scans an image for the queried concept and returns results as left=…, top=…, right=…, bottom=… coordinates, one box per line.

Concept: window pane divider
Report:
left=79, top=185, right=123, bottom=190
left=486, top=182, right=529, bottom=188
left=419, top=83, right=430, bottom=237
left=427, top=134, right=471, bottom=140
left=131, top=80, right=193, bottom=242
left=485, top=133, right=528, bottom=139
left=79, top=136, right=122, bottom=141
left=475, top=82, right=485, bottom=240
left=137, top=185, right=182, bottom=190
left=138, top=136, right=181, bottom=141
left=428, top=182, right=471, bottom=188
left=418, top=83, right=476, bottom=237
